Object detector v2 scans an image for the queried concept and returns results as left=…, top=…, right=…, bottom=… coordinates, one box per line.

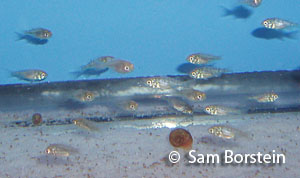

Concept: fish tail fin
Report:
left=80, top=64, right=89, bottom=71
left=220, top=6, right=232, bottom=17
left=292, top=22, right=300, bottom=28
left=286, top=31, right=298, bottom=39
left=70, top=70, right=83, bottom=79
left=83, top=63, right=109, bottom=71
left=248, top=96, right=256, bottom=100
left=1, top=68, right=16, bottom=79
left=283, top=22, right=300, bottom=30
left=180, top=79, right=198, bottom=90
left=15, top=32, right=25, bottom=41
left=220, top=67, right=232, bottom=74
left=214, top=56, right=222, bottom=61
left=2, top=68, right=13, bottom=74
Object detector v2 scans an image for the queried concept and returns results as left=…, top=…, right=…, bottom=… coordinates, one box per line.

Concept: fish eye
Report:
left=124, top=66, right=130, bottom=71
left=191, top=72, right=196, bottom=76
left=205, top=107, right=210, bottom=112
left=189, top=56, right=194, bottom=60
left=45, top=149, right=51, bottom=154
left=130, top=104, right=136, bottom=109
left=40, top=73, right=46, bottom=78
left=208, top=128, right=213, bottom=133
left=146, top=80, right=152, bottom=85
left=274, top=95, right=278, bottom=99
left=86, top=94, right=92, bottom=100
left=263, top=21, right=268, bottom=25
left=197, top=95, right=202, bottom=100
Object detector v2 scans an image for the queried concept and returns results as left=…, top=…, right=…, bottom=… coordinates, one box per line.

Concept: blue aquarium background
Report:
left=0, top=0, right=299, bottom=84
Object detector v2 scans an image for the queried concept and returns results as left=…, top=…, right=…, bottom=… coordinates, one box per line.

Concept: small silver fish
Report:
left=144, top=77, right=178, bottom=89
left=189, top=67, right=227, bottom=79
left=82, top=57, right=134, bottom=74
left=11, top=69, right=48, bottom=82
left=73, top=118, right=99, bottom=131
left=262, top=18, right=298, bottom=30
left=243, top=0, right=262, bottom=7
left=204, top=105, right=242, bottom=116
left=24, top=28, right=52, bottom=39
left=109, top=59, right=134, bottom=73
left=249, top=92, right=279, bottom=103
left=186, top=53, right=221, bottom=65
left=81, top=56, right=115, bottom=70
left=208, top=125, right=251, bottom=140
left=124, top=100, right=139, bottom=111
left=72, top=56, right=115, bottom=78
left=45, top=144, right=78, bottom=157
left=167, top=97, right=193, bottom=114
left=208, top=126, right=235, bottom=139
left=175, top=89, right=206, bottom=101
left=73, top=90, right=99, bottom=102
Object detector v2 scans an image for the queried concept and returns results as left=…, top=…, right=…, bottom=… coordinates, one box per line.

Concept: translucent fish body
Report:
left=204, top=105, right=242, bottom=116
left=249, top=92, right=279, bottom=103
left=189, top=67, right=227, bottom=79
left=24, top=28, right=52, bottom=39
left=45, top=144, right=78, bottom=157
left=11, top=69, right=48, bottom=82
left=73, top=118, right=99, bottom=131
left=262, top=18, right=298, bottom=30
left=186, top=53, right=221, bottom=64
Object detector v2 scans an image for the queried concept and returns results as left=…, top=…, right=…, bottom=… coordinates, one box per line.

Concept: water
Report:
left=0, top=0, right=299, bottom=84
left=0, top=0, right=300, bottom=177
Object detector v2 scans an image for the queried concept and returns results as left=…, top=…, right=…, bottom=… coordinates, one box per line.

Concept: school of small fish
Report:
left=5, top=0, right=297, bottom=161
left=10, top=0, right=297, bottom=85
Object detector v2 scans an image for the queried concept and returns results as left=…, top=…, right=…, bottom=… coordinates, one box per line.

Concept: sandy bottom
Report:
left=0, top=112, right=300, bottom=178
